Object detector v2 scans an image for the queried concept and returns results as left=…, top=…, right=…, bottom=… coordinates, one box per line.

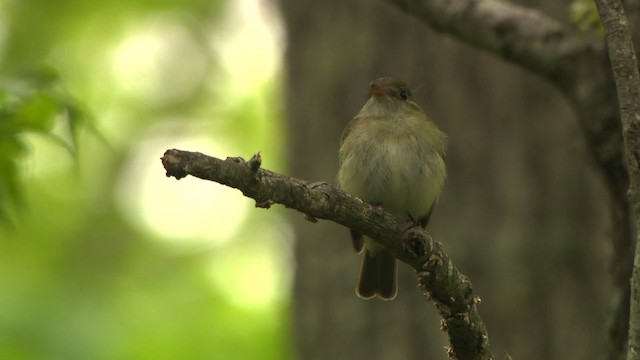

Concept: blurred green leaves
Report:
left=0, top=0, right=290, bottom=359
left=0, top=66, right=92, bottom=224
left=569, top=0, right=604, bottom=34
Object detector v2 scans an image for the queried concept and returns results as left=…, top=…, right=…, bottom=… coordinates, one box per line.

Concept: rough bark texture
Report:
left=161, top=149, right=495, bottom=359
left=593, top=1, right=640, bottom=359
left=387, top=0, right=588, bottom=78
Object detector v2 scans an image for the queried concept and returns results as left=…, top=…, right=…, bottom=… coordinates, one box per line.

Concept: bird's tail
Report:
left=356, top=246, right=397, bottom=300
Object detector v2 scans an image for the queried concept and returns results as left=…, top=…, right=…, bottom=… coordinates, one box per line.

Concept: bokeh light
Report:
left=115, top=124, right=250, bottom=245
left=0, top=0, right=292, bottom=359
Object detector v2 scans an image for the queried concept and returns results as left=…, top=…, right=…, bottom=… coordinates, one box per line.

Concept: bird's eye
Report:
left=399, top=89, right=409, bottom=100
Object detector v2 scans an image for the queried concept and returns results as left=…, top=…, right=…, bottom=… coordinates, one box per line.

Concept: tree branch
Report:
left=385, top=0, right=593, bottom=80
left=593, top=1, right=640, bottom=359
left=161, top=148, right=496, bottom=359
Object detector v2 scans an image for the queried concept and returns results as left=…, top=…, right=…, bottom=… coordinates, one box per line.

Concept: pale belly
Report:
left=338, top=137, right=445, bottom=221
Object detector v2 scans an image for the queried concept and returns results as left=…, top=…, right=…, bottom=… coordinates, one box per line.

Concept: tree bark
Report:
left=593, top=1, right=640, bottom=359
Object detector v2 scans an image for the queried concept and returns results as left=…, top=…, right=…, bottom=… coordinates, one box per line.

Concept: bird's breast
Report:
left=338, top=119, right=446, bottom=220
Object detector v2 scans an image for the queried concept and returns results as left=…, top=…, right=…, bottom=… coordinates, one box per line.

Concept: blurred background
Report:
left=0, top=0, right=614, bottom=359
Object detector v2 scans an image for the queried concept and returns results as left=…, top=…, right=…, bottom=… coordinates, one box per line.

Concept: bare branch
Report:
left=593, top=0, right=640, bottom=359
left=161, top=148, right=495, bottom=359
left=385, top=0, right=593, bottom=80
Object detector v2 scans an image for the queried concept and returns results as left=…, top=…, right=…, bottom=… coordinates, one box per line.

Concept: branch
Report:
left=593, top=1, right=640, bottom=359
left=385, top=0, right=593, bottom=81
left=161, top=149, right=496, bottom=360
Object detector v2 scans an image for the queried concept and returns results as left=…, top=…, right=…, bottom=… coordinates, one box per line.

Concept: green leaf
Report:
left=0, top=65, right=97, bottom=225
left=13, top=91, right=60, bottom=132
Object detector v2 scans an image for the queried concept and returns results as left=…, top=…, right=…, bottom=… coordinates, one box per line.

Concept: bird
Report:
left=337, top=76, right=447, bottom=300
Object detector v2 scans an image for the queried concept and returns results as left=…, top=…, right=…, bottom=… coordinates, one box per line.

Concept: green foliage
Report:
left=0, top=66, right=93, bottom=224
left=0, top=0, right=290, bottom=359
left=569, top=0, right=604, bottom=34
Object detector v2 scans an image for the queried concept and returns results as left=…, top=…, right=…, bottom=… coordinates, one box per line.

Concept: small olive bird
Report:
left=337, top=77, right=447, bottom=300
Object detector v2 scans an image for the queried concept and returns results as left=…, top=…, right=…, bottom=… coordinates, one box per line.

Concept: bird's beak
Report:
left=370, top=83, right=387, bottom=97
